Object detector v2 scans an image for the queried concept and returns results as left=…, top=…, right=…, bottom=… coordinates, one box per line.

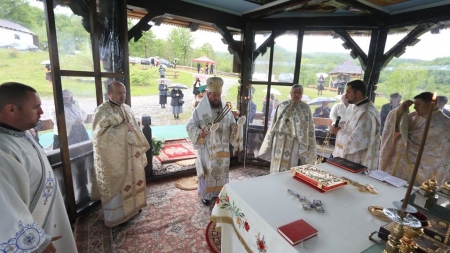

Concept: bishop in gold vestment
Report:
left=92, top=81, right=150, bottom=227
left=379, top=92, right=450, bottom=186
left=186, top=77, right=244, bottom=205
left=258, top=84, right=317, bottom=173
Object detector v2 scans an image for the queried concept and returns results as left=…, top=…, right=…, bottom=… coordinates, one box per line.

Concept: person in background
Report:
left=45, top=64, right=52, bottom=88
left=313, top=101, right=331, bottom=118
left=158, top=81, right=168, bottom=109
left=0, top=82, right=77, bottom=253
left=158, top=65, right=166, bottom=78
left=51, top=89, right=89, bottom=149
left=258, top=84, right=316, bottom=173
left=186, top=77, right=245, bottom=205
left=437, top=95, right=450, bottom=117
left=380, top=92, right=450, bottom=186
left=337, top=75, right=346, bottom=95
left=205, top=64, right=209, bottom=75
left=262, top=93, right=275, bottom=118
left=192, top=84, right=207, bottom=108
left=317, top=74, right=325, bottom=95
left=248, top=94, right=257, bottom=124
left=170, top=87, right=184, bottom=120
left=330, top=80, right=381, bottom=172
left=380, top=93, right=402, bottom=134
left=197, top=62, right=201, bottom=73
left=313, top=101, right=332, bottom=132
left=268, top=98, right=279, bottom=127
left=330, top=93, right=354, bottom=126
left=173, top=58, right=177, bottom=69
left=193, top=78, right=201, bottom=99
left=91, top=81, right=150, bottom=227
left=210, top=63, right=214, bottom=74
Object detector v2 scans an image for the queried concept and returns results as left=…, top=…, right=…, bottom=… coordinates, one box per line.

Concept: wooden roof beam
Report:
left=382, top=23, right=433, bottom=68
left=128, top=10, right=163, bottom=42
left=335, top=0, right=388, bottom=18
left=386, top=4, right=450, bottom=28
left=333, top=30, right=368, bottom=68
left=243, top=0, right=311, bottom=20
left=253, top=30, right=286, bottom=62
left=212, top=24, right=242, bottom=63
left=127, top=0, right=243, bottom=30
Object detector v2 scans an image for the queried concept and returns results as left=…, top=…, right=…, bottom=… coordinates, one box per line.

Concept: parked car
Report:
left=141, top=58, right=151, bottom=65
left=13, top=43, right=39, bottom=52
left=159, top=58, right=174, bottom=68
left=278, top=73, right=294, bottom=83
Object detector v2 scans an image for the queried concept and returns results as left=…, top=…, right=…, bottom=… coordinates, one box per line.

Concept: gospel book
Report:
left=326, top=157, right=367, bottom=173
left=278, top=219, right=318, bottom=246
left=369, top=170, right=407, bottom=188
left=291, top=164, right=347, bottom=192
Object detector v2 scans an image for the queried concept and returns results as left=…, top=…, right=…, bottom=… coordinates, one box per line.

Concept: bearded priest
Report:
left=186, top=77, right=245, bottom=206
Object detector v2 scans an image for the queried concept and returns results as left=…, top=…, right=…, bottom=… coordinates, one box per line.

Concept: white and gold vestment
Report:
left=92, top=101, right=150, bottom=227
left=332, top=99, right=380, bottom=171
left=379, top=107, right=450, bottom=185
left=258, top=100, right=317, bottom=173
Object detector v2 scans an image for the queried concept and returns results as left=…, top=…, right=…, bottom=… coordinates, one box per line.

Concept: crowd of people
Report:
left=2, top=74, right=450, bottom=252
left=256, top=80, right=450, bottom=189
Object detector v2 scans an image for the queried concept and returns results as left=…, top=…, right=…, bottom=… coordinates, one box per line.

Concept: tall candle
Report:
left=402, top=92, right=437, bottom=208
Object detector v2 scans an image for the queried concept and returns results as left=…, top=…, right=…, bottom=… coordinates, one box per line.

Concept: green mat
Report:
left=38, top=124, right=188, bottom=148
left=151, top=124, right=188, bottom=140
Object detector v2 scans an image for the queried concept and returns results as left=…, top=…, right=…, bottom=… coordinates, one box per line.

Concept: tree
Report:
left=166, top=27, right=194, bottom=65
left=0, top=0, right=43, bottom=29
left=199, top=43, right=215, bottom=58
left=378, top=64, right=428, bottom=99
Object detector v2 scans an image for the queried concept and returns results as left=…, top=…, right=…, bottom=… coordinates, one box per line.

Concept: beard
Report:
left=209, top=98, right=221, bottom=108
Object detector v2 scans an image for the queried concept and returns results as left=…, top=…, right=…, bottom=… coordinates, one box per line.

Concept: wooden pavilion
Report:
left=40, top=0, right=450, bottom=221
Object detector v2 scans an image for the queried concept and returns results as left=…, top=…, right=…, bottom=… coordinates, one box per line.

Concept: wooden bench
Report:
left=165, top=71, right=179, bottom=79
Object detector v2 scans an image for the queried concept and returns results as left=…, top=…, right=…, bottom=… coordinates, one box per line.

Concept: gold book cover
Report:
left=291, top=164, right=346, bottom=191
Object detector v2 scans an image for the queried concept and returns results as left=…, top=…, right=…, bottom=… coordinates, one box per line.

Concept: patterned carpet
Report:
left=75, top=165, right=269, bottom=253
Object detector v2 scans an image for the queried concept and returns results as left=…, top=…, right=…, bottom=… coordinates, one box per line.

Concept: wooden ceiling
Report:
left=127, top=0, right=450, bottom=36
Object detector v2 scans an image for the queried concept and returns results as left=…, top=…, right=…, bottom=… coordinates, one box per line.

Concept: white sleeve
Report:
left=0, top=155, right=51, bottom=252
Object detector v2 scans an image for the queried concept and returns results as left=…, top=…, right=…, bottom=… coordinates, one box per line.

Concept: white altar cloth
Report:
left=211, top=163, right=407, bottom=252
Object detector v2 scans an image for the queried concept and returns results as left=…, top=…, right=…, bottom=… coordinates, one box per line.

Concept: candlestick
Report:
left=402, top=92, right=437, bottom=208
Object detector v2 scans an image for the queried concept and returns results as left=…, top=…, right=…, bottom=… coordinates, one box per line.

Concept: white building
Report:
left=0, top=19, right=37, bottom=47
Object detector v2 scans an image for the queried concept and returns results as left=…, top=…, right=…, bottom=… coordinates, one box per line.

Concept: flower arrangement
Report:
left=151, top=137, right=165, bottom=156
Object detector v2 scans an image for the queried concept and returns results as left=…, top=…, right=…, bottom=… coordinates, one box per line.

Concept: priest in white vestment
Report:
left=258, top=84, right=317, bottom=173
left=92, top=81, right=150, bottom=227
left=330, top=80, right=381, bottom=171
left=379, top=92, right=450, bottom=186
left=186, top=77, right=245, bottom=205
left=0, top=82, right=77, bottom=252
left=329, top=93, right=354, bottom=125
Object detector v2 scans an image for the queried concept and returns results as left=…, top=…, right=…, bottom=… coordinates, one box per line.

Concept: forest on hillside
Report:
left=3, top=0, right=450, bottom=98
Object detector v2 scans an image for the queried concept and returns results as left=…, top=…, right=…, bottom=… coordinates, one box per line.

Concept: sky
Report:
left=152, top=24, right=450, bottom=61
left=29, top=1, right=450, bottom=61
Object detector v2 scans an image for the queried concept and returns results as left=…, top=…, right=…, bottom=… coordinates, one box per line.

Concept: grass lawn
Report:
left=0, top=48, right=389, bottom=111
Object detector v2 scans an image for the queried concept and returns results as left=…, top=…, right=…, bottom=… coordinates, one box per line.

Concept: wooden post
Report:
left=364, top=27, right=388, bottom=102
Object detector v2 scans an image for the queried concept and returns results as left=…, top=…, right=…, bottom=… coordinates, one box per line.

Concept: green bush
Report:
left=130, top=67, right=158, bottom=86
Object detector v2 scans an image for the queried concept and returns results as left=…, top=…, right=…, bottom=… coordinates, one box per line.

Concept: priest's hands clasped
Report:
left=125, top=122, right=134, bottom=132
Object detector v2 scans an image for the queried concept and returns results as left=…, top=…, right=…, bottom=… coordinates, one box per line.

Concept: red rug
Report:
left=75, top=165, right=269, bottom=253
left=205, top=221, right=220, bottom=253
left=156, top=138, right=197, bottom=163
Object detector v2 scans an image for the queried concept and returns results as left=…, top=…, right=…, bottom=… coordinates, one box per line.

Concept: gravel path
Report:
left=40, top=77, right=238, bottom=126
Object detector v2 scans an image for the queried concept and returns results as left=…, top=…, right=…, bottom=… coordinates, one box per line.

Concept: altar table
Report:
left=211, top=163, right=407, bottom=252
